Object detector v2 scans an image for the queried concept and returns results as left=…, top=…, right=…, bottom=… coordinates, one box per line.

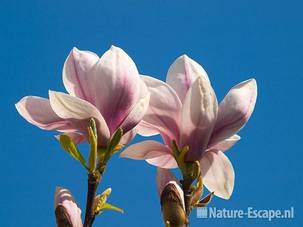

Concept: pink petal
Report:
left=200, top=150, right=235, bottom=199
left=210, top=79, right=257, bottom=146
left=120, top=140, right=172, bottom=160
left=63, top=47, right=99, bottom=100
left=208, top=134, right=240, bottom=152
left=166, top=55, right=209, bottom=103
left=119, top=81, right=150, bottom=134
left=55, top=187, right=83, bottom=227
left=15, top=96, right=72, bottom=131
left=120, top=128, right=137, bottom=145
left=89, top=46, right=143, bottom=133
left=49, top=90, right=110, bottom=145
left=137, top=76, right=182, bottom=143
left=156, top=169, right=185, bottom=209
left=63, top=46, right=144, bottom=135
left=146, top=153, right=178, bottom=169
left=136, top=120, right=160, bottom=137
left=181, top=76, right=218, bottom=161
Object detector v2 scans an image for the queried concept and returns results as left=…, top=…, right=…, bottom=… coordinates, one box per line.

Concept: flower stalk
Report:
left=83, top=122, right=123, bottom=227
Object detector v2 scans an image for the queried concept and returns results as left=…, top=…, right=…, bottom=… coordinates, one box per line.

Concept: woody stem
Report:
left=83, top=166, right=105, bottom=227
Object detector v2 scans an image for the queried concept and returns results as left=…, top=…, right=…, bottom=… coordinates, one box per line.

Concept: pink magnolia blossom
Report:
left=16, top=46, right=150, bottom=146
left=121, top=55, right=257, bottom=199
left=55, top=187, right=82, bottom=227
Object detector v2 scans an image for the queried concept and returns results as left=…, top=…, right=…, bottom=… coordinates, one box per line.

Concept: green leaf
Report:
left=179, top=146, right=189, bottom=164
left=171, top=140, right=180, bottom=158
left=108, top=128, right=123, bottom=153
left=88, top=124, right=97, bottom=172
left=101, top=203, right=124, bottom=214
left=94, top=188, right=112, bottom=214
left=94, top=188, right=123, bottom=215
left=89, top=118, right=97, bottom=138
left=59, top=134, right=87, bottom=168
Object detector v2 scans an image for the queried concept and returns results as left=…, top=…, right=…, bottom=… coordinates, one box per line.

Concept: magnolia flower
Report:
left=54, top=187, right=82, bottom=227
left=121, top=55, right=257, bottom=199
left=16, top=46, right=150, bottom=146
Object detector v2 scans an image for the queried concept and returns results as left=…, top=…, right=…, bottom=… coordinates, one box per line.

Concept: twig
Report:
left=83, top=166, right=104, bottom=227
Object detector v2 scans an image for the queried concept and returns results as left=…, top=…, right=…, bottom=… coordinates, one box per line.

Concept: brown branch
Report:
left=83, top=169, right=102, bottom=227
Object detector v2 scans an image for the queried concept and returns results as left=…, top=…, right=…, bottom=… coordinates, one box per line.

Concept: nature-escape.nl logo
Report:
left=197, top=207, right=294, bottom=221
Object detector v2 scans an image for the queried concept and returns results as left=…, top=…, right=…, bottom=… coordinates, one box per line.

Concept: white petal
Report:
left=136, top=120, right=160, bottom=137
left=200, top=150, right=235, bottom=199
left=138, top=76, right=182, bottom=142
left=120, top=140, right=172, bottom=160
left=119, top=89, right=150, bottom=134
left=120, top=128, right=137, bottom=145
left=49, top=91, right=110, bottom=143
left=181, top=76, right=218, bottom=161
left=90, top=46, right=142, bottom=133
left=166, top=55, right=209, bottom=103
left=210, top=79, right=257, bottom=145
left=146, top=153, right=178, bottom=169
left=15, top=96, right=72, bottom=131
left=64, top=46, right=144, bottom=134
left=208, top=134, right=240, bottom=152
left=63, top=47, right=99, bottom=100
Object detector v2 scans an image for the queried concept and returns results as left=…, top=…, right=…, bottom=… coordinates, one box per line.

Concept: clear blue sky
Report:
left=0, top=0, right=302, bottom=226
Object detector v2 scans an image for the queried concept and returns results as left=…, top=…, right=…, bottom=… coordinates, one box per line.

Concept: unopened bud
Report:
left=54, top=187, right=82, bottom=227
left=55, top=205, right=73, bottom=227
left=160, top=183, right=188, bottom=227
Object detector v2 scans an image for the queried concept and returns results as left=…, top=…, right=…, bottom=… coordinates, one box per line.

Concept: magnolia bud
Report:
left=160, top=183, right=188, bottom=227
left=55, top=205, right=73, bottom=227
left=54, top=187, right=83, bottom=227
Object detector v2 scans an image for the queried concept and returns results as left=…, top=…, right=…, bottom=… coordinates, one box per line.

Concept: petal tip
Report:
left=72, top=47, right=79, bottom=53
left=15, top=97, right=26, bottom=111
left=109, top=45, right=121, bottom=52
left=179, top=54, right=189, bottom=60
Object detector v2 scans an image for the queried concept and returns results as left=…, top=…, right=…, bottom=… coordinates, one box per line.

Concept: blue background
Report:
left=0, top=0, right=301, bottom=226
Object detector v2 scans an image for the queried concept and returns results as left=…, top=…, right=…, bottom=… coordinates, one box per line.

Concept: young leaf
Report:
left=89, top=118, right=97, bottom=138
left=113, top=144, right=124, bottom=153
left=179, top=146, right=189, bottom=165
left=94, top=188, right=112, bottom=214
left=171, top=140, right=180, bottom=158
left=108, top=128, right=123, bottom=153
left=59, top=135, right=87, bottom=168
left=101, top=203, right=124, bottom=213
left=88, top=125, right=97, bottom=172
